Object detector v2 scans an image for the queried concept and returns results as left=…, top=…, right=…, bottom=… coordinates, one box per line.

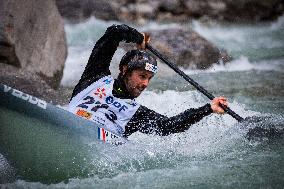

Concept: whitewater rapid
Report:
left=1, top=15, right=284, bottom=189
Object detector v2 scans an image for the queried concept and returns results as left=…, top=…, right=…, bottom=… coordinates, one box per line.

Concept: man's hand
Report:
left=137, top=33, right=150, bottom=50
left=211, top=97, right=228, bottom=114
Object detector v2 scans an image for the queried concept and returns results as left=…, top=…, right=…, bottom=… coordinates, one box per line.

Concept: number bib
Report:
left=68, top=76, right=140, bottom=134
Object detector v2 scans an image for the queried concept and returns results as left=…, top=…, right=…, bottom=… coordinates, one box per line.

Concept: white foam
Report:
left=60, top=47, right=91, bottom=86
left=269, top=14, right=284, bottom=31
left=136, top=90, right=254, bottom=118
left=182, top=56, right=284, bottom=75
left=192, top=18, right=284, bottom=53
left=64, top=17, right=120, bottom=46
left=137, top=21, right=182, bottom=31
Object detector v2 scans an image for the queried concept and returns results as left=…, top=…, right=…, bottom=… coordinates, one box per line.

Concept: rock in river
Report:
left=0, top=0, right=67, bottom=89
left=145, top=28, right=231, bottom=69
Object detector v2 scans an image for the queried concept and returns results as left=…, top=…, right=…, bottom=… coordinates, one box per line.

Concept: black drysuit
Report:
left=71, top=24, right=213, bottom=137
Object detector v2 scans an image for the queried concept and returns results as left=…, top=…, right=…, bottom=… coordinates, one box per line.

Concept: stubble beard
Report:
left=124, top=77, right=144, bottom=98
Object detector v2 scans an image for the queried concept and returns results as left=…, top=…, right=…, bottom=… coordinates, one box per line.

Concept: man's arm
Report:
left=124, top=104, right=213, bottom=137
left=71, top=24, right=144, bottom=98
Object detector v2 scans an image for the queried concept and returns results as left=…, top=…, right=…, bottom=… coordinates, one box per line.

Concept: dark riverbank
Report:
left=56, top=0, right=284, bottom=24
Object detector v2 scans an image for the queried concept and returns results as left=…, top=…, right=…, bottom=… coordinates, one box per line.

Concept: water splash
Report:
left=1, top=89, right=283, bottom=188
left=5, top=16, right=283, bottom=188
left=191, top=18, right=284, bottom=61
left=0, top=154, right=16, bottom=184
left=181, top=56, right=284, bottom=75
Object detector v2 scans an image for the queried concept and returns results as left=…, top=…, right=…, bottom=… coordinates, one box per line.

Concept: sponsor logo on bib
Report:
left=76, top=109, right=92, bottom=119
left=103, top=78, right=112, bottom=84
left=94, top=88, right=106, bottom=98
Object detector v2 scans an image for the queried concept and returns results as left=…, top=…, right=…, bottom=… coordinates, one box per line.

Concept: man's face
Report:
left=123, top=68, right=154, bottom=98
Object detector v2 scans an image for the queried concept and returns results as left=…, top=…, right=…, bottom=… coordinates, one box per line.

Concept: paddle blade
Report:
left=240, top=115, right=284, bottom=141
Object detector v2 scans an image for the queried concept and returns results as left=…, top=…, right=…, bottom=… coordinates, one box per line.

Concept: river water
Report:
left=1, top=16, right=284, bottom=188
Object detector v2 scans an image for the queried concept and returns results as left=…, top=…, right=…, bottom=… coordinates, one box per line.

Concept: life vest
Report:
left=68, top=76, right=140, bottom=135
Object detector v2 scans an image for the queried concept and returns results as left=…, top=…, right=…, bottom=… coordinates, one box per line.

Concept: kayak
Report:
left=0, top=83, right=126, bottom=183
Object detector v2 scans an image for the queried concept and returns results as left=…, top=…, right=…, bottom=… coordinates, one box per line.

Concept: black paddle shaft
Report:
left=146, top=44, right=244, bottom=122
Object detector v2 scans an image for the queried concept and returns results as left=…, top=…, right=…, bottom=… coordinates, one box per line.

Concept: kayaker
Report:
left=68, top=24, right=228, bottom=137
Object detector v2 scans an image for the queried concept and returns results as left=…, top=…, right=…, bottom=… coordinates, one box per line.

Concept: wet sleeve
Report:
left=71, top=24, right=144, bottom=98
left=124, top=104, right=213, bottom=137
